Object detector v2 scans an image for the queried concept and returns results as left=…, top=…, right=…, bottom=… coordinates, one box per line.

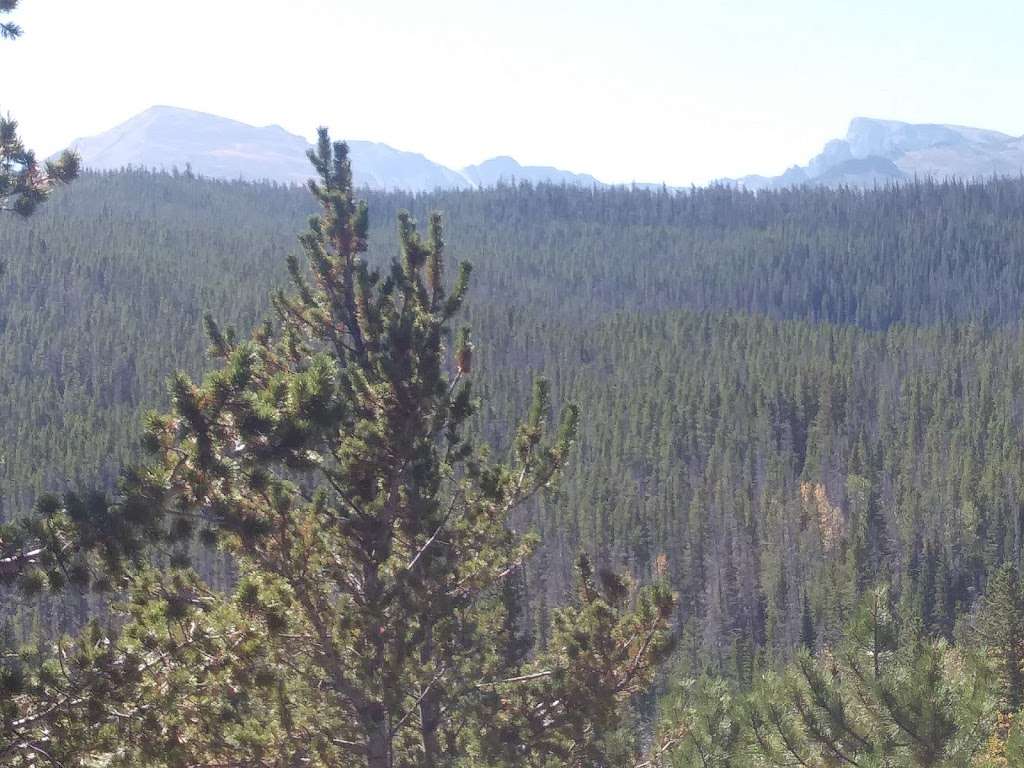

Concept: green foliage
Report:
left=744, top=588, right=995, bottom=768
left=9, top=171, right=1024, bottom=680
left=10, top=148, right=1024, bottom=764
left=657, top=677, right=745, bottom=768
left=0, top=0, right=79, bottom=217
left=3, top=132, right=675, bottom=767
left=977, top=565, right=1024, bottom=713
left=0, top=0, right=79, bottom=280
left=0, top=114, right=79, bottom=216
left=476, top=554, right=676, bottom=767
left=648, top=590, right=1024, bottom=767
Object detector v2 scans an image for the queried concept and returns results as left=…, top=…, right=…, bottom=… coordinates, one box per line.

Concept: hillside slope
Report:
left=6, top=172, right=1024, bottom=666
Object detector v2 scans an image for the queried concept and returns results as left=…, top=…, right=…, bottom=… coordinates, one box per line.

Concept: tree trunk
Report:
left=419, top=623, right=443, bottom=767
left=365, top=707, right=390, bottom=768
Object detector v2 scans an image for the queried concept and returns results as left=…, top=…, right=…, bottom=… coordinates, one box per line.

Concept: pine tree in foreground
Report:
left=977, top=565, right=1024, bottom=714
left=745, top=586, right=995, bottom=768
left=0, top=0, right=21, bottom=40
left=3, top=129, right=677, bottom=767
left=0, top=1, right=79, bottom=221
left=0, top=113, right=78, bottom=217
left=1, top=489, right=158, bottom=766
left=651, top=676, right=743, bottom=768
left=971, top=566, right=1024, bottom=767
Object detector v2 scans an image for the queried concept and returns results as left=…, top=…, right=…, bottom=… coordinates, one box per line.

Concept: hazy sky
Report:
left=4, top=0, right=1023, bottom=186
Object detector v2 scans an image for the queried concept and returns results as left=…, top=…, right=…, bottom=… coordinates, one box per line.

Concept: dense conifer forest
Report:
left=7, top=166, right=1024, bottom=764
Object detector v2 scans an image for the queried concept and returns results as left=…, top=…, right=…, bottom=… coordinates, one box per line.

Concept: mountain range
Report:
left=65, top=107, right=1024, bottom=192
left=66, top=106, right=609, bottom=192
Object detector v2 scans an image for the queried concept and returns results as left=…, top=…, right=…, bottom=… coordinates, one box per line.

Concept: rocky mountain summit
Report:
left=731, top=117, right=1024, bottom=189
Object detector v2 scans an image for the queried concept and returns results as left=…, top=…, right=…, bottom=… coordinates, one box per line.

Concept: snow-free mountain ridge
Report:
left=66, top=108, right=1024, bottom=192
left=66, top=106, right=610, bottom=192
left=461, top=156, right=604, bottom=188
left=729, top=117, right=1024, bottom=190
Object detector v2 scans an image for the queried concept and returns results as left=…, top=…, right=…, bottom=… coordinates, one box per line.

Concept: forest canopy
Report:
left=4, top=164, right=1024, bottom=764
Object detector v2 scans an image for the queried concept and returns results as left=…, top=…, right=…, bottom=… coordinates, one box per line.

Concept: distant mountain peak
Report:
left=67, top=106, right=312, bottom=184
left=65, top=106, right=474, bottom=191
left=461, top=155, right=604, bottom=187
left=728, top=117, right=1024, bottom=190
left=66, top=106, right=614, bottom=192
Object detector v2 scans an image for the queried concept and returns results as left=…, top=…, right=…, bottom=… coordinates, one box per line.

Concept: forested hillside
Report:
left=1, top=171, right=304, bottom=512
left=5, top=171, right=1024, bottom=670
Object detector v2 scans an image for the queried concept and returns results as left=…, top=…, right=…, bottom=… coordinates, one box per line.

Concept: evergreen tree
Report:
left=1, top=130, right=677, bottom=767
left=800, top=591, right=816, bottom=654
left=977, top=565, right=1024, bottom=713
left=0, top=113, right=78, bottom=217
left=0, top=0, right=21, bottom=40
left=1, top=489, right=153, bottom=766
left=746, top=586, right=995, bottom=768
left=0, top=1, right=79, bottom=219
left=655, top=677, right=744, bottom=768
left=11, top=146, right=1024, bottom=765
left=476, top=555, right=676, bottom=767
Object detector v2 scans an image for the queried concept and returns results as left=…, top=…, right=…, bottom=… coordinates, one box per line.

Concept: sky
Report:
left=3, top=0, right=1023, bottom=186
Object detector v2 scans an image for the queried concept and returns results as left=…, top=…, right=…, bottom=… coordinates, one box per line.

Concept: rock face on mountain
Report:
left=66, top=106, right=606, bottom=191
left=732, top=117, right=1024, bottom=190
